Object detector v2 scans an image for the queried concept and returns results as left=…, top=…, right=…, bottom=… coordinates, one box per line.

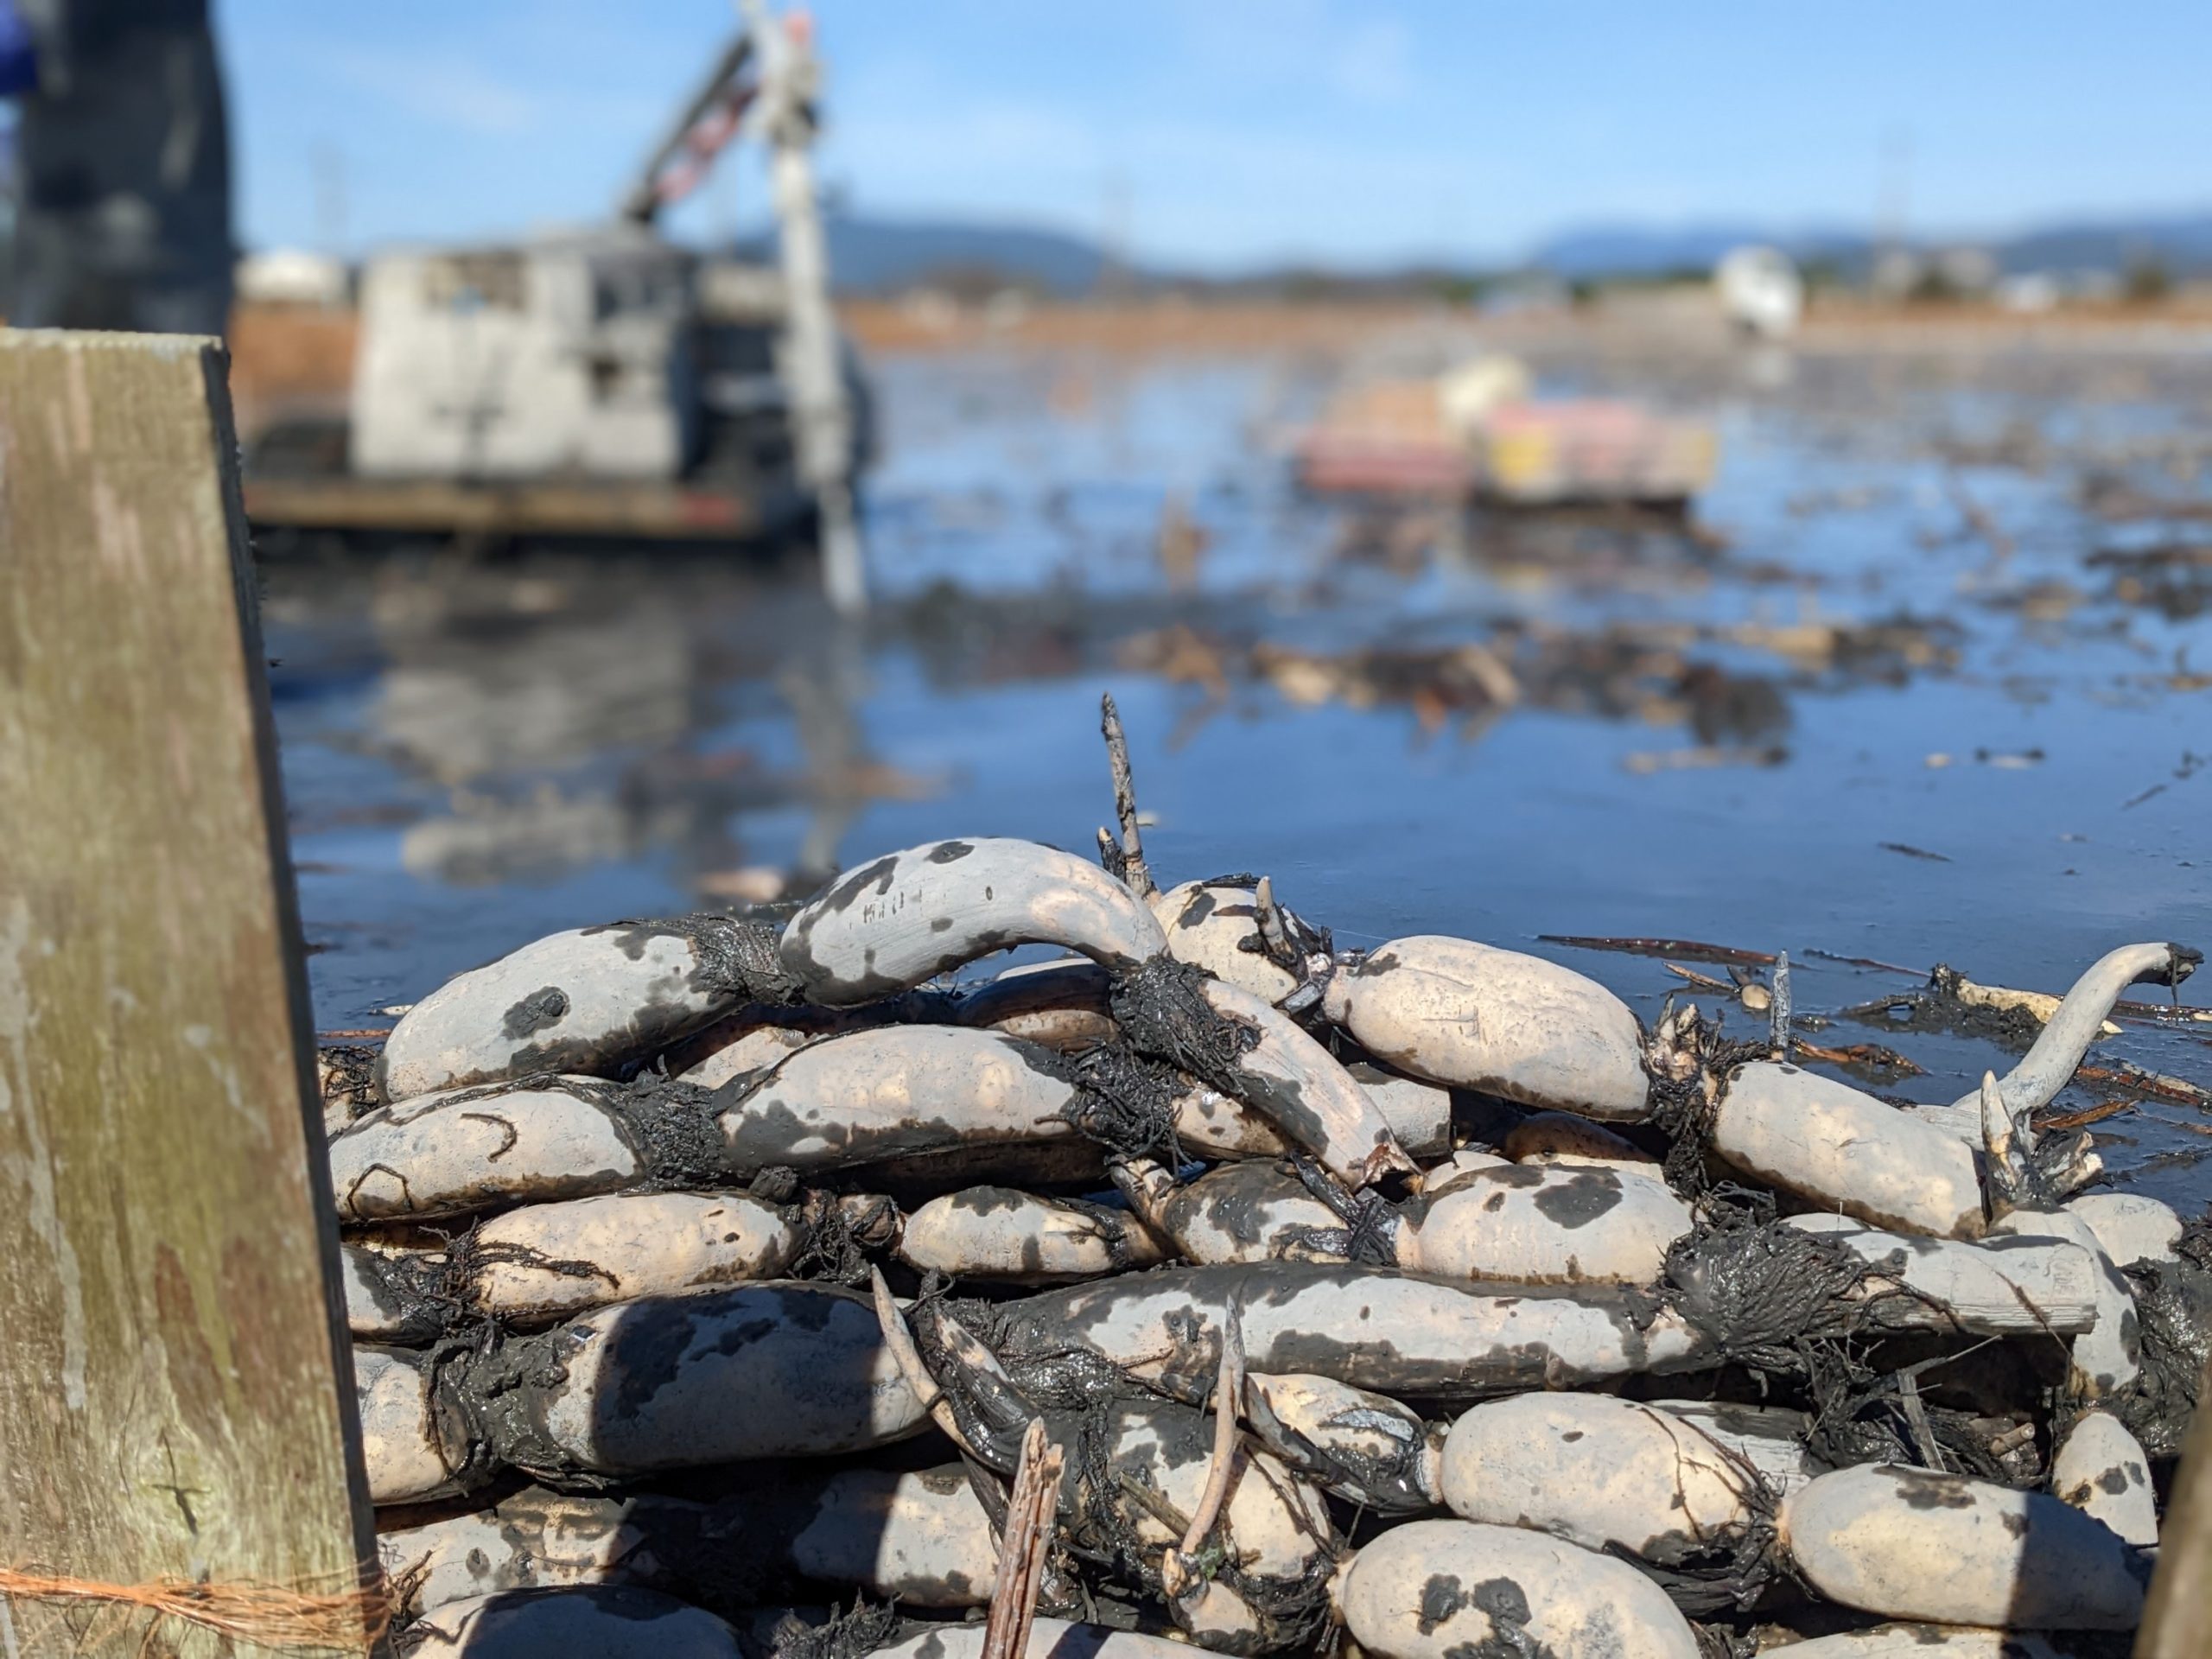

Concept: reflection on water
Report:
left=265, top=328, right=2212, bottom=1206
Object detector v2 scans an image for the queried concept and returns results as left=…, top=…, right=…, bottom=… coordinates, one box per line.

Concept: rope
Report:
left=0, top=1565, right=391, bottom=1655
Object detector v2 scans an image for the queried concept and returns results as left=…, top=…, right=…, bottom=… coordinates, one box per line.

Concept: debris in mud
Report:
left=1878, top=842, right=1951, bottom=862
left=2080, top=476, right=2212, bottom=524
left=2074, top=1060, right=2212, bottom=1109
left=1624, top=744, right=1788, bottom=774
left=1111, top=607, right=1962, bottom=756
left=1840, top=950, right=2201, bottom=1054
left=334, top=699, right=2201, bottom=1656
left=1718, top=613, right=1963, bottom=679
left=1542, top=934, right=1776, bottom=968
left=1155, top=493, right=1211, bottom=593
left=2120, top=749, right=2210, bottom=811
left=1789, top=1039, right=1926, bottom=1085
left=2038, top=1098, right=2138, bottom=1133
left=2093, top=542, right=2212, bottom=620
left=1948, top=475, right=2016, bottom=561
left=1250, top=639, right=1519, bottom=723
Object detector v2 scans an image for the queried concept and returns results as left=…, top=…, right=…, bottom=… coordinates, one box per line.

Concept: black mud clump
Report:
left=1807, top=1376, right=2044, bottom=1485
left=429, top=1326, right=620, bottom=1495
left=1414, top=1572, right=1559, bottom=1656
left=500, top=986, right=571, bottom=1041
left=1662, top=1191, right=1904, bottom=1377
left=1109, top=955, right=1260, bottom=1097
left=749, top=1165, right=803, bottom=1204
left=767, top=1596, right=900, bottom=1659
left=1670, top=1209, right=2045, bottom=1483
left=1531, top=1167, right=1624, bottom=1230
left=1067, top=1402, right=1338, bottom=1653
left=1209, top=1554, right=1338, bottom=1656
left=2012, top=1127, right=2104, bottom=1216
left=1058, top=1043, right=1186, bottom=1163
left=350, top=1245, right=474, bottom=1346
left=1286, top=1154, right=1405, bottom=1267
left=918, top=1288, right=1338, bottom=1649
left=1641, top=1009, right=1766, bottom=1198
left=2089, top=1205, right=2212, bottom=1459
left=2112, top=1253, right=2212, bottom=1457
left=1077, top=1197, right=1168, bottom=1273
left=604, top=912, right=804, bottom=1006
left=944, top=1292, right=1129, bottom=1426
left=1253, top=1382, right=1429, bottom=1514
left=909, top=1294, right=1052, bottom=1472
left=353, top=1215, right=633, bottom=1350
left=785, top=1190, right=899, bottom=1288
left=1690, top=1620, right=1756, bottom=1659
left=601, top=1073, right=735, bottom=1189
left=1836, top=965, right=2046, bottom=1049
left=1801, top=1382, right=1923, bottom=1485
left=435, top=1070, right=737, bottom=1191
left=2178, top=1206, right=2212, bottom=1274
left=319, top=1042, right=384, bottom=1122
left=1227, top=880, right=1333, bottom=978
left=1610, top=1511, right=1783, bottom=1620
left=920, top=1303, right=1254, bottom=1622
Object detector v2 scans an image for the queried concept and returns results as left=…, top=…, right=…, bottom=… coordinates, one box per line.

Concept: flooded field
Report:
left=264, top=314, right=2212, bottom=1207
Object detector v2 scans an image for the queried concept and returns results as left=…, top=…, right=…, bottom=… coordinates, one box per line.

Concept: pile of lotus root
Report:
left=330, top=699, right=2207, bottom=1658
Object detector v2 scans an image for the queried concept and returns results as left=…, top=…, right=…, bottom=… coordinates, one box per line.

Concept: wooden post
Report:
left=0, top=331, right=379, bottom=1655
left=2138, top=1361, right=2212, bottom=1656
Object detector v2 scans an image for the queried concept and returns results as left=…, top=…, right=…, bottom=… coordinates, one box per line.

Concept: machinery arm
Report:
left=617, top=30, right=756, bottom=226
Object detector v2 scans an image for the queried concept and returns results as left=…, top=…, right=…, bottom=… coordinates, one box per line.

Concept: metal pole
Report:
left=741, top=0, right=867, bottom=613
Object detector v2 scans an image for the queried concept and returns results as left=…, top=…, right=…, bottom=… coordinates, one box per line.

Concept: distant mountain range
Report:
left=1996, top=213, right=2212, bottom=278
left=788, top=207, right=2212, bottom=295
left=747, top=213, right=1109, bottom=296
left=1528, top=213, right=2212, bottom=279
left=1528, top=223, right=1867, bottom=278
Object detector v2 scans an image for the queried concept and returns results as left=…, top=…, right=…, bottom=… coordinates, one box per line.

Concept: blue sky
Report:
left=223, top=1, right=2210, bottom=270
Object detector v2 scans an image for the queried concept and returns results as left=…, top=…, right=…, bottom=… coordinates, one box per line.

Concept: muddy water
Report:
left=264, top=330, right=2212, bottom=1206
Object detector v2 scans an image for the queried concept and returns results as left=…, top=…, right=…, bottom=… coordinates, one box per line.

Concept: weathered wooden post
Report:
left=0, top=331, right=380, bottom=1655
left=2138, top=1358, right=2212, bottom=1656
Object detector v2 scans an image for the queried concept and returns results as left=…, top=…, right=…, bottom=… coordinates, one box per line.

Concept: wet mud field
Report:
left=264, top=317, right=2212, bottom=1210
